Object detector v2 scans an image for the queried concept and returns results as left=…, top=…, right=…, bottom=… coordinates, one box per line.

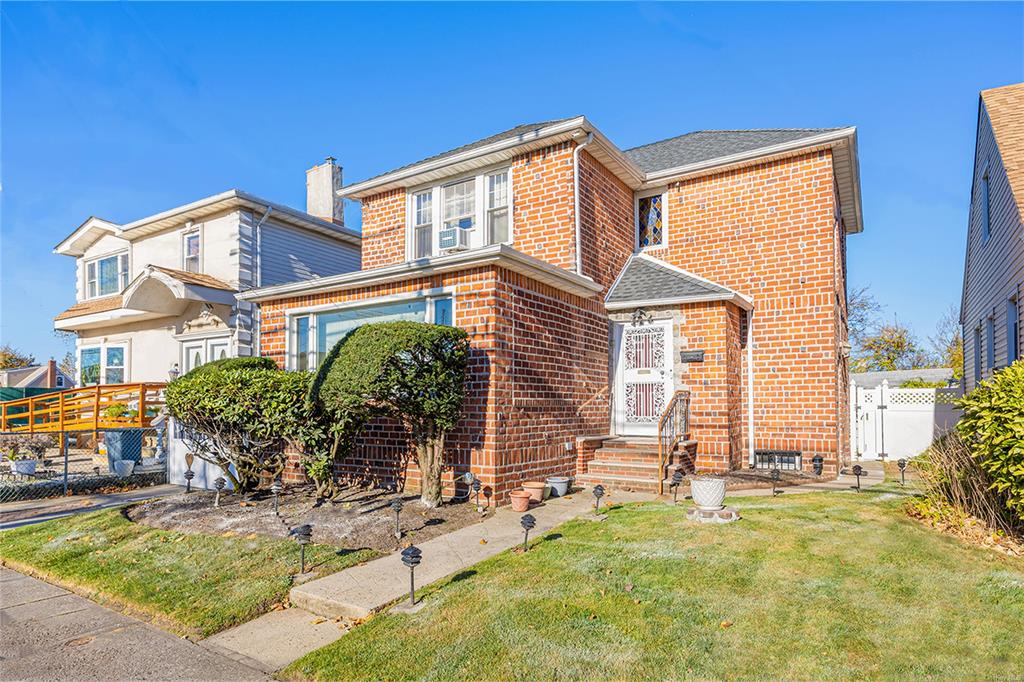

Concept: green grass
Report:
left=0, top=508, right=376, bottom=637
left=283, top=484, right=1024, bottom=681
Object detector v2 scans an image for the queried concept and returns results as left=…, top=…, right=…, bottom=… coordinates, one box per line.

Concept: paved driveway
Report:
left=0, top=568, right=263, bottom=681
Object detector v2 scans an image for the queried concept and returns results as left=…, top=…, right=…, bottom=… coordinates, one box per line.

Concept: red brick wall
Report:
left=578, top=149, right=635, bottom=292
left=648, top=149, right=846, bottom=474
left=360, top=189, right=406, bottom=270
left=510, top=142, right=577, bottom=272
left=258, top=265, right=609, bottom=503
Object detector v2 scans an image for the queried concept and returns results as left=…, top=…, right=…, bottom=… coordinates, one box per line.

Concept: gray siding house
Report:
left=961, top=82, right=1024, bottom=391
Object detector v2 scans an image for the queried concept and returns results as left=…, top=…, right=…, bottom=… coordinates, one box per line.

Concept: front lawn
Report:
left=284, top=484, right=1024, bottom=681
left=0, top=508, right=376, bottom=637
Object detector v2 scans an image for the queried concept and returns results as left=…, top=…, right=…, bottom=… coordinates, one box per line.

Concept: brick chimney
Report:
left=306, top=157, right=344, bottom=225
left=47, top=359, right=57, bottom=388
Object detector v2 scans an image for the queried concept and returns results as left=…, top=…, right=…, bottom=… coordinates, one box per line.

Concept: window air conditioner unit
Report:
left=439, top=218, right=473, bottom=251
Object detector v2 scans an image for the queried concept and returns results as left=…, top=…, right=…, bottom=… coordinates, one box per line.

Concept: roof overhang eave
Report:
left=237, top=244, right=603, bottom=302
left=606, top=292, right=754, bottom=311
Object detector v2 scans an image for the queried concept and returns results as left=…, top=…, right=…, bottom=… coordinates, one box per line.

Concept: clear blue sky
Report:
left=2, top=2, right=1022, bottom=363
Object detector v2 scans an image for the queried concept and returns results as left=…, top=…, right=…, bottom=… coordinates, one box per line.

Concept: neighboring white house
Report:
left=53, top=159, right=361, bottom=384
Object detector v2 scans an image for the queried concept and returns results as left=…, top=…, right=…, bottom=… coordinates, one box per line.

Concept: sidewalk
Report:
left=0, top=484, right=183, bottom=531
left=0, top=567, right=263, bottom=681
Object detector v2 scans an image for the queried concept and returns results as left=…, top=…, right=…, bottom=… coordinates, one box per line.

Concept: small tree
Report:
left=930, top=304, right=964, bottom=380
left=312, top=321, right=470, bottom=507
left=0, top=344, right=35, bottom=370
left=165, top=359, right=312, bottom=493
left=854, top=321, right=932, bottom=372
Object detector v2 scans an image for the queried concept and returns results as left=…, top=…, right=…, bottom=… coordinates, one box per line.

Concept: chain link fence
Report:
left=0, top=426, right=168, bottom=504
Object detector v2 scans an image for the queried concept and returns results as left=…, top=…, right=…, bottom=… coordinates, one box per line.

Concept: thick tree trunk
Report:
left=418, top=434, right=445, bottom=508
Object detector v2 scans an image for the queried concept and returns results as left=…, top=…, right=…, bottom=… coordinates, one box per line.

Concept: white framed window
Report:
left=56, top=375, right=65, bottom=388
left=78, top=342, right=128, bottom=386
left=1008, top=298, right=1019, bottom=364
left=974, top=326, right=982, bottom=384
left=635, top=188, right=667, bottom=250
left=85, top=252, right=129, bottom=298
left=412, top=191, right=433, bottom=259
left=986, top=316, right=995, bottom=371
left=407, top=168, right=512, bottom=259
left=183, top=231, right=201, bottom=273
left=981, top=164, right=991, bottom=243
left=181, top=336, right=231, bottom=374
left=287, top=293, right=456, bottom=371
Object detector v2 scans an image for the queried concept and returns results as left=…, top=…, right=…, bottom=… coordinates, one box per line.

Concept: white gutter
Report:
left=747, top=309, right=756, bottom=467
left=606, top=292, right=752, bottom=311
left=572, top=132, right=594, bottom=275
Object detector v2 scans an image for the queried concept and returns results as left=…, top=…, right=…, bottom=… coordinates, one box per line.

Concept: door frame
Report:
left=612, top=319, right=674, bottom=436
left=180, top=334, right=233, bottom=374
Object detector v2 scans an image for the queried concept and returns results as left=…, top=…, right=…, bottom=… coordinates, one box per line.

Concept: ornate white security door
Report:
left=614, top=320, right=674, bottom=436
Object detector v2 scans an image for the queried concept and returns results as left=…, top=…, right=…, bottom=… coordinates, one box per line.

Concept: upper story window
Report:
left=636, top=189, right=667, bottom=250
left=86, top=252, right=129, bottom=298
left=986, top=316, right=995, bottom=371
left=974, top=326, right=982, bottom=384
left=407, top=169, right=512, bottom=259
left=980, top=164, right=991, bottom=243
left=183, top=231, right=201, bottom=273
left=1008, top=297, right=1019, bottom=364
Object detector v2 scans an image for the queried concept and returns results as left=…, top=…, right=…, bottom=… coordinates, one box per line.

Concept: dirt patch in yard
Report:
left=127, top=485, right=489, bottom=551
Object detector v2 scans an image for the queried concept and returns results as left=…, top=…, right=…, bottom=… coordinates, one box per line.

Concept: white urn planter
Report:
left=113, top=460, right=136, bottom=478
left=690, top=477, right=726, bottom=511
left=11, top=460, right=37, bottom=476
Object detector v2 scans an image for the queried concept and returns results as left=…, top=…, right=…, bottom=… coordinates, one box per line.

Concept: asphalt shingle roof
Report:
left=623, top=129, right=843, bottom=173
left=607, top=255, right=735, bottom=305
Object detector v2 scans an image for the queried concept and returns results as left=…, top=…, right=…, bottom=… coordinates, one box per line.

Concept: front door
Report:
left=613, top=320, right=674, bottom=436
left=181, top=337, right=232, bottom=374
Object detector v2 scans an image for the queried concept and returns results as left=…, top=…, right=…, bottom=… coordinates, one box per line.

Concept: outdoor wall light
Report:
left=771, top=468, right=782, bottom=497
left=183, top=469, right=195, bottom=493
left=401, top=545, right=422, bottom=606
left=213, top=476, right=226, bottom=507
left=669, top=470, right=684, bottom=504
left=290, top=524, right=313, bottom=573
left=520, top=513, right=536, bottom=552
left=391, top=498, right=404, bottom=544
left=271, top=478, right=283, bottom=514
left=897, top=459, right=908, bottom=486
left=168, top=364, right=180, bottom=381
left=812, top=455, right=824, bottom=476
left=592, top=484, right=605, bottom=513
left=852, top=465, right=863, bottom=492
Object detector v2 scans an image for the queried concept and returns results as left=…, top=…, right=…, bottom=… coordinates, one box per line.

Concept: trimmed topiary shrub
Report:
left=183, top=356, right=277, bottom=378
left=310, top=321, right=470, bottom=507
left=166, top=365, right=318, bottom=493
left=956, top=361, right=1024, bottom=523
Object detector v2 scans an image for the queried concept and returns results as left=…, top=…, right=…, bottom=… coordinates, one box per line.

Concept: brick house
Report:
left=239, top=117, right=863, bottom=501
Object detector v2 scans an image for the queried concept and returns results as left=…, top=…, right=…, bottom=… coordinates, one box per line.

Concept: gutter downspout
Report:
left=747, top=309, right=756, bottom=467
left=572, top=132, right=594, bottom=276
left=246, top=206, right=272, bottom=357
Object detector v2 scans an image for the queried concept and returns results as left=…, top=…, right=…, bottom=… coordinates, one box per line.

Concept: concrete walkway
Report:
left=728, top=460, right=886, bottom=497
left=0, top=567, right=264, bottom=682
left=0, top=484, right=183, bottom=531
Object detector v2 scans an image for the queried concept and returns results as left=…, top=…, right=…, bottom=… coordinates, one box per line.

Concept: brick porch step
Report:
left=575, top=472, right=661, bottom=494
left=578, top=438, right=697, bottom=494
left=584, top=459, right=662, bottom=478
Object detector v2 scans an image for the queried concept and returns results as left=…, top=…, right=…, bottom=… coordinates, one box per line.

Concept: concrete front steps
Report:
left=576, top=436, right=697, bottom=493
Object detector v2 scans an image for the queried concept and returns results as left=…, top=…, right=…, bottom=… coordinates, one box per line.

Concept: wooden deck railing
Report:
left=657, top=390, right=691, bottom=495
left=0, top=383, right=167, bottom=433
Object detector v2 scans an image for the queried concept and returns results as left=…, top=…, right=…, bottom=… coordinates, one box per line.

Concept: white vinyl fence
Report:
left=851, top=380, right=961, bottom=461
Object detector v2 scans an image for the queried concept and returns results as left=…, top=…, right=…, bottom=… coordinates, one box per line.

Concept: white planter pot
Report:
left=11, top=460, right=37, bottom=476
left=114, top=460, right=136, bottom=478
left=690, top=477, right=726, bottom=510
left=546, top=476, right=571, bottom=498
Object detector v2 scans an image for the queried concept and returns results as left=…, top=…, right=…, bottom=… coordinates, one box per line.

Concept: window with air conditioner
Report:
left=408, top=168, right=512, bottom=259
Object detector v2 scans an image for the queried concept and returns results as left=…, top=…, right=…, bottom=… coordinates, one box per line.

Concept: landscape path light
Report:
left=520, top=513, right=536, bottom=552
left=897, top=459, right=908, bottom=486
left=401, top=546, right=422, bottom=606
left=592, top=484, right=605, bottom=513
left=213, top=477, right=226, bottom=508
left=812, top=454, right=824, bottom=476
left=771, top=468, right=781, bottom=497
left=183, top=469, right=195, bottom=493
left=669, top=470, right=684, bottom=504
left=391, top=498, right=404, bottom=545
left=271, top=478, right=283, bottom=514
left=852, top=464, right=863, bottom=492
left=472, top=477, right=483, bottom=512
left=290, top=524, right=313, bottom=574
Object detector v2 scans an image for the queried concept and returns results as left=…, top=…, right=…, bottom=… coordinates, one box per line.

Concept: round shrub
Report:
left=956, top=361, right=1024, bottom=522
left=183, top=356, right=277, bottom=378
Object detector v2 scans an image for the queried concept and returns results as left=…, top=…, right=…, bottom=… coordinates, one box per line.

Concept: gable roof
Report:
left=148, top=266, right=235, bottom=292
left=981, top=83, right=1024, bottom=221
left=623, top=129, right=845, bottom=173
left=605, top=253, right=752, bottom=310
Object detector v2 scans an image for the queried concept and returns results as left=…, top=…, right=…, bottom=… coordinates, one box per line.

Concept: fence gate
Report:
left=851, top=380, right=961, bottom=461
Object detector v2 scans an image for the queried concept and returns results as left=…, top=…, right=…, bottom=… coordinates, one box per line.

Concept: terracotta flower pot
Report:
left=510, top=490, right=532, bottom=512
left=522, top=481, right=546, bottom=502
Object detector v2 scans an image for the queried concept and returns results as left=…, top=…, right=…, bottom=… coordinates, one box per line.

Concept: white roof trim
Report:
left=237, top=243, right=603, bottom=302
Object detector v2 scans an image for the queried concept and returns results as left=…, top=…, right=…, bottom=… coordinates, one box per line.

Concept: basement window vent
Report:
left=754, top=450, right=802, bottom=471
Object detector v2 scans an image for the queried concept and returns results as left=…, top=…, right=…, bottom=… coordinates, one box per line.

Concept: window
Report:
left=986, top=317, right=995, bottom=371
left=78, top=344, right=127, bottom=385
left=86, top=252, right=129, bottom=298
left=408, top=169, right=512, bottom=259
left=183, top=232, right=201, bottom=273
left=413, top=192, right=433, bottom=259
left=1009, top=298, right=1019, bottom=364
left=288, top=295, right=455, bottom=370
left=443, top=179, right=476, bottom=231
left=486, top=171, right=509, bottom=244
left=974, top=327, right=982, bottom=384
left=636, top=190, right=666, bottom=249
left=981, top=165, right=991, bottom=243
left=56, top=375, right=65, bottom=388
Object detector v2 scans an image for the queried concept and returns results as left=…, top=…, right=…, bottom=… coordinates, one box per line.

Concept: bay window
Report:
left=289, top=294, right=455, bottom=371
left=86, top=252, right=129, bottom=298
left=408, top=168, right=512, bottom=259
